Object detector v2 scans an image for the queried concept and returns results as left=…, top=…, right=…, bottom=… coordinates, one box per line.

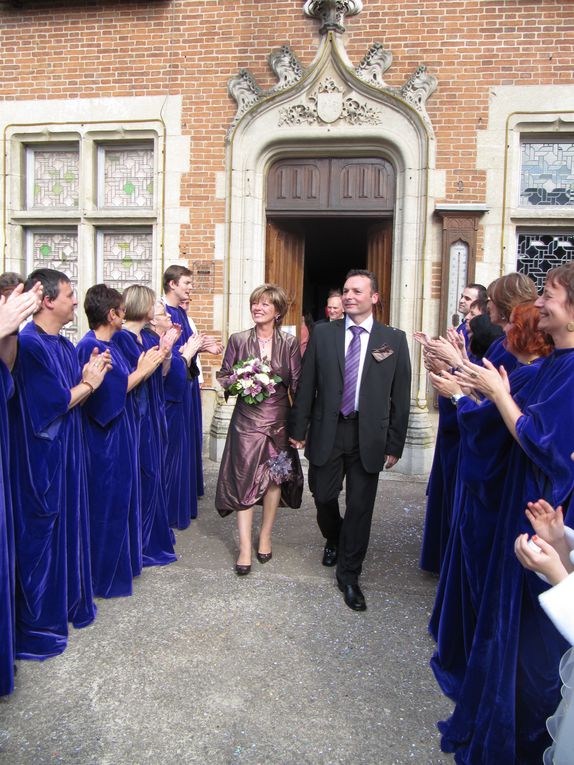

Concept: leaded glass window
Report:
left=520, top=141, right=574, bottom=207
left=517, top=233, right=574, bottom=291
left=25, top=228, right=79, bottom=340
left=98, top=144, right=154, bottom=209
left=26, top=146, right=79, bottom=210
left=97, top=229, right=153, bottom=292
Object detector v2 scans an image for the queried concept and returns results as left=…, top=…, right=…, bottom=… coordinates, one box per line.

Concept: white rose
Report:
left=241, top=378, right=253, bottom=389
left=254, top=372, right=270, bottom=385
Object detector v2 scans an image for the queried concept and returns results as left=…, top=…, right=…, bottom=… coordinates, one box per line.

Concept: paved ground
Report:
left=0, top=459, right=453, bottom=765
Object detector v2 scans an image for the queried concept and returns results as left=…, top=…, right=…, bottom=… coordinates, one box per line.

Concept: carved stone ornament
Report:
left=277, top=77, right=383, bottom=127
left=303, top=0, right=363, bottom=35
left=268, top=46, right=304, bottom=92
left=227, top=46, right=303, bottom=134
left=356, top=43, right=392, bottom=88
left=399, top=65, right=438, bottom=110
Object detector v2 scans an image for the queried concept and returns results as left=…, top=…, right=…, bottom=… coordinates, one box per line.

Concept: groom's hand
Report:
left=289, top=437, right=305, bottom=449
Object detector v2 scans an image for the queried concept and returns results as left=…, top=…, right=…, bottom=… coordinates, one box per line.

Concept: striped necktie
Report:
left=340, top=325, right=364, bottom=416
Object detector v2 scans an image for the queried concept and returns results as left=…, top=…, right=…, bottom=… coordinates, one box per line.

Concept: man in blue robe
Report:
left=10, top=269, right=109, bottom=660
left=162, top=265, right=222, bottom=525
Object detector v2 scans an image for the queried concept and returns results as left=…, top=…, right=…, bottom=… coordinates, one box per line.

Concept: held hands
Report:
left=514, top=534, right=569, bottom=587
left=288, top=437, right=305, bottom=449
left=0, top=281, right=43, bottom=338
left=82, top=347, right=112, bottom=391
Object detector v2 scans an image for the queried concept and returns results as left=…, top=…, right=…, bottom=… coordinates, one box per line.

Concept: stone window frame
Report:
left=7, top=125, right=161, bottom=340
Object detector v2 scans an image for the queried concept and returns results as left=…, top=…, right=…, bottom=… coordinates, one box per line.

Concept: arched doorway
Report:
left=265, top=157, right=394, bottom=329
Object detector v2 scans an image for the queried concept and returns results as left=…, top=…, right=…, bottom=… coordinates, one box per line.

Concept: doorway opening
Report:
left=266, top=216, right=392, bottom=332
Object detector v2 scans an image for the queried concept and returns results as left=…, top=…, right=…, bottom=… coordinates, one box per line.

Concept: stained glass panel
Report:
left=102, top=147, right=154, bottom=208
left=29, top=230, right=79, bottom=341
left=517, top=233, right=574, bottom=291
left=101, top=230, right=153, bottom=292
left=520, top=142, right=574, bottom=206
left=29, top=149, right=79, bottom=209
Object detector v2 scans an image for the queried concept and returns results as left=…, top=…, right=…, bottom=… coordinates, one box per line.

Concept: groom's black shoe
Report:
left=322, top=545, right=338, bottom=567
left=337, top=579, right=366, bottom=611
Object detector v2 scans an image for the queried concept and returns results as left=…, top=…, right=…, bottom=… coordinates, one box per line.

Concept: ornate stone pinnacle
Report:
left=303, top=0, right=363, bottom=35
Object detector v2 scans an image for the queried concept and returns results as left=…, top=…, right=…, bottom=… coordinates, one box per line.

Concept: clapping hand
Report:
left=429, top=368, right=463, bottom=398
left=200, top=334, right=224, bottom=355
left=426, top=335, right=464, bottom=368
left=82, top=347, right=112, bottom=391
left=136, top=346, right=164, bottom=378
left=454, top=357, right=510, bottom=402
left=525, top=499, right=565, bottom=546
left=180, top=333, right=203, bottom=365
left=514, top=534, right=569, bottom=587
left=159, top=326, right=180, bottom=356
left=0, top=281, right=43, bottom=338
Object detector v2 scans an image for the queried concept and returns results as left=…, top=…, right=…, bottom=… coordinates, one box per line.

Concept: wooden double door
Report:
left=265, top=157, right=395, bottom=330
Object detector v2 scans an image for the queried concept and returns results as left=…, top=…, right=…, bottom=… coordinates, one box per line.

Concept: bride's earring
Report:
left=567, top=321, right=574, bottom=332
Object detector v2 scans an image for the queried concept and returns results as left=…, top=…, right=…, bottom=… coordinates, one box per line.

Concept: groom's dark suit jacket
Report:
left=289, top=318, right=411, bottom=474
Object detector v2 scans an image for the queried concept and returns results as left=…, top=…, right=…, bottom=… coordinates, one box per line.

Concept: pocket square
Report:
left=371, top=344, right=394, bottom=362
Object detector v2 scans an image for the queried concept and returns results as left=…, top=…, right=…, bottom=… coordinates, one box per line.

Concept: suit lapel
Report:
left=335, top=320, right=346, bottom=377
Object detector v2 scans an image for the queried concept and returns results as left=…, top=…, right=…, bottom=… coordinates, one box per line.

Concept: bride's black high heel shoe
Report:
left=235, top=562, right=251, bottom=576
left=256, top=551, right=272, bottom=564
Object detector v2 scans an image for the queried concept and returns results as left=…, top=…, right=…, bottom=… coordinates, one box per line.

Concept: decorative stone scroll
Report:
left=399, top=65, right=438, bottom=112
left=303, top=0, right=363, bottom=34
left=227, top=46, right=303, bottom=133
left=355, top=42, right=392, bottom=88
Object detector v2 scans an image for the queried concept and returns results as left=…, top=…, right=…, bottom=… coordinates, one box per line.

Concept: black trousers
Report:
left=308, top=417, right=379, bottom=585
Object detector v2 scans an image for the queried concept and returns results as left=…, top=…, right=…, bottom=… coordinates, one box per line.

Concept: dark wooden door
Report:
left=265, top=220, right=305, bottom=332
left=366, top=221, right=392, bottom=325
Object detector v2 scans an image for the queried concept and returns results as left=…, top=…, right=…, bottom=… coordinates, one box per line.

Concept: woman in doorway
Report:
left=215, top=284, right=303, bottom=575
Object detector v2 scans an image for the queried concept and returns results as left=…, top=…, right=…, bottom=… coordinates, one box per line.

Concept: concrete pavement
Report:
left=0, top=460, right=453, bottom=765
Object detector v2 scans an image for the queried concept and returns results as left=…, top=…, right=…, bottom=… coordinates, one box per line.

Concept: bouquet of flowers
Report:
left=227, top=356, right=282, bottom=405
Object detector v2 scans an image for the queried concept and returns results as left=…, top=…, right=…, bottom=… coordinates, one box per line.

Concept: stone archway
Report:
left=212, top=12, right=438, bottom=474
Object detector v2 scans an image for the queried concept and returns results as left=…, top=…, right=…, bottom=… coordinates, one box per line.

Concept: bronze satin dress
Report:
left=215, top=328, right=304, bottom=516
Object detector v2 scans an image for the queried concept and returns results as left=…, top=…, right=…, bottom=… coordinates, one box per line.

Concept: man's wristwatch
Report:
left=450, top=393, right=464, bottom=406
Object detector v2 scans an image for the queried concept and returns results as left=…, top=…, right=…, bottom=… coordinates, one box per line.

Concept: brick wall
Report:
left=1, top=0, right=573, bottom=382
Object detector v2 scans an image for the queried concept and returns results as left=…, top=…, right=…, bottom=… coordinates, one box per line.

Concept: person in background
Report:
left=10, top=269, right=109, bottom=660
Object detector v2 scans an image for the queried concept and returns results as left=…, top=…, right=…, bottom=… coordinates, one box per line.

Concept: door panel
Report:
left=265, top=220, right=305, bottom=332
left=367, top=221, right=392, bottom=325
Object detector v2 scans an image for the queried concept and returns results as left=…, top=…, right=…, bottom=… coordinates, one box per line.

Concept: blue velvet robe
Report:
left=162, top=348, right=196, bottom=528
left=77, top=331, right=141, bottom=598
left=420, top=395, right=460, bottom=574
left=10, top=323, right=96, bottom=660
left=165, top=304, right=203, bottom=501
left=439, top=348, right=574, bottom=764
left=429, top=360, right=544, bottom=702
left=113, top=329, right=176, bottom=567
left=0, top=360, right=15, bottom=694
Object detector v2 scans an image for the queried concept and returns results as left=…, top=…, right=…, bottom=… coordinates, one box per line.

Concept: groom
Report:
left=289, top=269, right=411, bottom=611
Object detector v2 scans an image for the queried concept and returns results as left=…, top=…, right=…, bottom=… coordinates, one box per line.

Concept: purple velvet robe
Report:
left=439, top=348, right=574, bottom=765
left=10, top=323, right=96, bottom=660
left=165, top=304, right=203, bottom=501
left=113, top=328, right=176, bottom=567
left=0, top=360, right=15, bottom=694
left=77, top=331, right=141, bottom=597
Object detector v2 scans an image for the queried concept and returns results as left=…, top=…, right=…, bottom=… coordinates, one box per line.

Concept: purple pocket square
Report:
left=371, top=345, right=394, bottom=362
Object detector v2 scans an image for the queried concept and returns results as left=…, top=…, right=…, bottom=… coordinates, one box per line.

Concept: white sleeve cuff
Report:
left=539, top=573, right=574, bottom=646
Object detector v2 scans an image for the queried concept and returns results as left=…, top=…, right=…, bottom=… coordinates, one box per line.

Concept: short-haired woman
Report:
left=215, top=283, right=303, bottom=575
left=113, top=285, right=177, bottom=568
